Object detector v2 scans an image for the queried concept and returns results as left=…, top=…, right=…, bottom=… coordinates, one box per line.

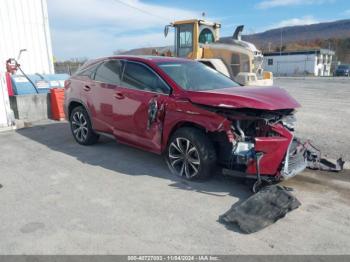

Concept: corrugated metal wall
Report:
left=0, top=0, right=54, bottom=74
left=0, top=73, right=12, bottom=128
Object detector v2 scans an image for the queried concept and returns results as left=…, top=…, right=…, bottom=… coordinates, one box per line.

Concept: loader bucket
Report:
left=219, top=185, right=301, bottom=234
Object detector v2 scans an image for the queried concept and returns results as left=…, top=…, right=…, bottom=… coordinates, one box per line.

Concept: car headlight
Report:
left=282, top=114, right=296, bottom=130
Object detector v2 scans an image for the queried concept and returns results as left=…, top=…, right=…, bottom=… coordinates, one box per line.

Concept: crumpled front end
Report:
left=201, top=106, right=307, bottom=181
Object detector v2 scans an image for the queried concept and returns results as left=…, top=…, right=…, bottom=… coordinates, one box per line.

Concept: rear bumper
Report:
left=335, top=72, right=349, bottom=76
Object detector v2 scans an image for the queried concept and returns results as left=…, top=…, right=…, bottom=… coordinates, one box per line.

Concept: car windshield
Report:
left=157, top=61, right=239, bottom=91
left=338, top=65, right=349, bottom=70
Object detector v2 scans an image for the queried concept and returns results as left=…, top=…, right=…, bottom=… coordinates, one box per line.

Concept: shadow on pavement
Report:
left=16, top=121, right=252, bottom=204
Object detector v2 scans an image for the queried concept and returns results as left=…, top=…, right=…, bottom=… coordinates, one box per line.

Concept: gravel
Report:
left=276, top=77, right=350, bottom=161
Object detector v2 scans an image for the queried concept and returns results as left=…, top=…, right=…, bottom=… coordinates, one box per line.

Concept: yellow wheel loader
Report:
left=163, top=19, right=273, bottom=86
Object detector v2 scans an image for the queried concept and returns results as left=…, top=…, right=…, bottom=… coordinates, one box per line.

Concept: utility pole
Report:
left=280, top=28, right=283, bottom=55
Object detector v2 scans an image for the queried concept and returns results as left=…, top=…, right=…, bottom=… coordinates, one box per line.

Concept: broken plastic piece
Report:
left=219, top=185, right=301, bottom=234
left=252, top=152, right=264, bottom=193
left=305, top=142, right=345, bottom=172
left=147, top=98, right=158, bottom=129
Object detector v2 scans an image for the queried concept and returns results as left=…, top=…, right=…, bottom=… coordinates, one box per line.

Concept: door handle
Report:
left=83, top=85, right=91, bottom=91
left=114, top=92, right=124, bottom=99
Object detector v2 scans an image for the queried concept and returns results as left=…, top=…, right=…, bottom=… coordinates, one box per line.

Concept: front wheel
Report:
left=166, top=127, right=217, bottom=180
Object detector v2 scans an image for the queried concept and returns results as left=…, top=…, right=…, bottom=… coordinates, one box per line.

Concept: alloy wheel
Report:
left=168, top=137, right=201, bottom=179
left=71, top=111, right=88, bottom=143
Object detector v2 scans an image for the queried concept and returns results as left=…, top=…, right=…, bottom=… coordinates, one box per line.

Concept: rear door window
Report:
left=121, top=61, right=170, bottom=94
left=76, top=62, right=100, bottom=79
left=94, top=60, right=122, bottom=85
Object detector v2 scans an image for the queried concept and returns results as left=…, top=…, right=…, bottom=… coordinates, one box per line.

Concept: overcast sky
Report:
left=47, top=0, right=350, bottom=60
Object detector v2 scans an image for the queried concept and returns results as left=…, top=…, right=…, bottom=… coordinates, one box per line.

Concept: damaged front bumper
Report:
left=222, top=122, right=308, bottom=191
left=245, top=123, right=307, bottom=180
left=213, top=107, right=344, bottom=189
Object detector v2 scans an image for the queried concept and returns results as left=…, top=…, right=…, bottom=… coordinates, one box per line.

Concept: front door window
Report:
left=121, top=62, right=169, bottom=94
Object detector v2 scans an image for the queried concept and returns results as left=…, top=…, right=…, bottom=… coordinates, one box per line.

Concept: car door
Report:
left=86, top=59, right=123, bottom=133
left=111, top=60, right=171, bottom=153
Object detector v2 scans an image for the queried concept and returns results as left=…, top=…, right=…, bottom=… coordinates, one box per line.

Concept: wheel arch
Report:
left=68, top=100, right=82, bottom=118
left=67, top=99, right=95, bottom=129
left=162, top=121, right=210, bottom=153
left=67, top=99, right=90, bottom=118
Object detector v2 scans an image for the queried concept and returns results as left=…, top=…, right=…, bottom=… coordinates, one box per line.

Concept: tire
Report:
left=69, top=106, right=99, bottom=145
left=166, top=127, right=217, bottom=180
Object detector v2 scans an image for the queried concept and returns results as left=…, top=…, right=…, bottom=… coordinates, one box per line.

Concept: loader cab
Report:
left=167, top=19, right=221, bottom=59
left=175, top=22, right=194, bottom=58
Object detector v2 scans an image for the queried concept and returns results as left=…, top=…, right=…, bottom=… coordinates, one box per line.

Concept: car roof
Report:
left=90, top=55, right=191, bottom=64
left=78, top=55, right=192, bottom=72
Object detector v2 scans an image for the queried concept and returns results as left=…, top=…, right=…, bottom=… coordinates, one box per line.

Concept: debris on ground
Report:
left=305, top=142, right=345, bottom=172
left=219, top=185, right=301, bottom=234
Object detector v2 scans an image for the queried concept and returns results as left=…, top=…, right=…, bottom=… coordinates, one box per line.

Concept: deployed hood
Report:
left=186, top=86, right=300, bottom=111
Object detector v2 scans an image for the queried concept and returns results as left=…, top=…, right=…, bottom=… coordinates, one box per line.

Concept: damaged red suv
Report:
left=64, top=56, right=306, bottom=189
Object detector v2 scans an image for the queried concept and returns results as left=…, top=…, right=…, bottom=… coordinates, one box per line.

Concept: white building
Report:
left=0, top=0, right=54, bottom=129
left=0, top=0, right=54, bottom=74
left=263, top=49, right=335, bottom=76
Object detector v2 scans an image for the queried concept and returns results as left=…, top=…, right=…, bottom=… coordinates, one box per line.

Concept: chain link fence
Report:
left=54, top=62, right=84, bottom=75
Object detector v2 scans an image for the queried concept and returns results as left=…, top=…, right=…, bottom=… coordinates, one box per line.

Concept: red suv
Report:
left=64, top=56, right=306, bottom=189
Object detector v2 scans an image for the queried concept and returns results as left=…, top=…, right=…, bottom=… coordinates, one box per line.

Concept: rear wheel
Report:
left=166, top=127, right=217, bottom=180
left=69, top=106, right=99, bottom=145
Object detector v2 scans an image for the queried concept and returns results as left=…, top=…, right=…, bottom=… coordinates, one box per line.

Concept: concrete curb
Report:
left=0, top=125, right=16, bottom=132
left=275, top=76, right=350, bottom=80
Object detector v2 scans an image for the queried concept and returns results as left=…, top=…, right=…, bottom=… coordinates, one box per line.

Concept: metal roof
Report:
left=264, top=49, right=335, bottom=57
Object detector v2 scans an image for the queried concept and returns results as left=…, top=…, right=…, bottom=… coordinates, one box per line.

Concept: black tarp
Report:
left=219, top=185, right=301, bottom=233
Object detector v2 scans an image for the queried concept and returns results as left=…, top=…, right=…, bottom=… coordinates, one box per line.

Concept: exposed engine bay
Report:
left=192, top=104, right=307, bottom=191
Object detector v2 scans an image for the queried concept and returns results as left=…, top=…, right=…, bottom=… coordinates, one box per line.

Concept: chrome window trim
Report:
left=75, top=61, right=103, bottom=79
left=90, top=59, right=172, bottom=95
